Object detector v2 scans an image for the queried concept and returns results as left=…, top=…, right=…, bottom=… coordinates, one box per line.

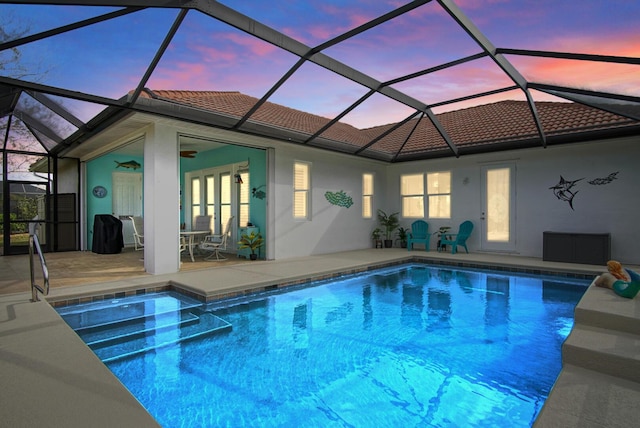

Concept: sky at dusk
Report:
left=1, top=0, right=638, bottom=129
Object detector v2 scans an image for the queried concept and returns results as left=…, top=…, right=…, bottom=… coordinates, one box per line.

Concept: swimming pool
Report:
left=56, top=263, right=589, bottom=427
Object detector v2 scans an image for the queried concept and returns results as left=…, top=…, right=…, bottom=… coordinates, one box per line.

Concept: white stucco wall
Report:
left=63, top=113, right=640, bottom=268
left=386, top=136, right=640, bottom=264
left=271, top=143, right=387, bottom=259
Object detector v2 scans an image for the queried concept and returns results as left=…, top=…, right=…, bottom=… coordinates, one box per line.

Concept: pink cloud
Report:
left=454, top=0, right=511, bottom=7
left=189, top=44, right=239, bottom=64
left=431, top=89, right=527, bottom=115
left=517, top=57, right=639, bottom=96
left=224, top=33, right=278, bottom=56
left=347, top=12, right=374, bottom=28
left=148, top=62, right=212, bottom=90
left=341, top=94, right=415, bottom=129
left=509, top=33, right=640, bottom=95
left=542, top=31, right=640, bottom=57
left=389, top=56, right=515, bottom=106
left=301, top=25, right=336, bottom=45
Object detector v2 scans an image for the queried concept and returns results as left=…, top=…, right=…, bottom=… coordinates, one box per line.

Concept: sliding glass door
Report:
left=186, top=167, right=236, bottom=236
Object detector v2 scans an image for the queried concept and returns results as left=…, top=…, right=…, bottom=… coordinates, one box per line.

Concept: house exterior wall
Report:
left=385, top=136, right=640, bottom=265
left=62, top=115, right=640, bottom=269
left=270, top=143, right=387, bottom=259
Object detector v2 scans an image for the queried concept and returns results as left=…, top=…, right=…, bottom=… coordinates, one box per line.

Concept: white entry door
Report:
left=112, top=171, right=143, bottom=246
left=112, top=172, right=143, bottom=217
left=480, top=163, right=516, bottom=252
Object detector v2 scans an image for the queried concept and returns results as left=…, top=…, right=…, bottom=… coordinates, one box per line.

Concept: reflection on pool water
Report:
left=57, top=264, right=589, bottom=427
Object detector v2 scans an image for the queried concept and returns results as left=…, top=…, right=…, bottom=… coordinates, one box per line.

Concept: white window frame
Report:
left=401, top=173, right=424, bottom=218
left=237, top=169, right=250, bottom=227
left=190, top=176, right=202, bottom=222
left=427, top=171, right=451, bottom=219
left=362, top=173, right=374, bottom=218
left=293, top=161, right=311, bottom=220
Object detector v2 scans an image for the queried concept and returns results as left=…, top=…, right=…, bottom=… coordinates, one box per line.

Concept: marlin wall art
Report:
left=550, top=171, right=619, bottom=210
left=115, top=160, right=141, bottom=170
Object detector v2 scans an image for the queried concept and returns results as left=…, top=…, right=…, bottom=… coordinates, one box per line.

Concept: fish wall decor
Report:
left=550, top=171, right=620, bottom=210
left=588, top=171, right=619, bottom=185
left=115, top=160, right=141, bottom=170
left=325, top=190, right=353, bottom=208
left=549, top=176, right=583, bottom=210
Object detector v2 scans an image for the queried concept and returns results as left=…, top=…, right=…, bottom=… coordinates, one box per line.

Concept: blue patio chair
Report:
left=440, top=221, right=473, bottom=254
left=407, top=220, right=430, bottom=251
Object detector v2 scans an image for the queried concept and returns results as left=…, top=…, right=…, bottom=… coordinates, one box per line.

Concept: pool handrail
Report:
left=29, top=232, right=50, bottom=302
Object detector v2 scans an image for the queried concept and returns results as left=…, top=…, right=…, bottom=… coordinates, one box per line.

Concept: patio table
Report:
left=180, top=230, right=209, bottom=262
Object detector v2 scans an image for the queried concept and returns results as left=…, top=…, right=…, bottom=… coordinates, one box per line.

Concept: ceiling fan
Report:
left=180, top=150, right=197, bottom=158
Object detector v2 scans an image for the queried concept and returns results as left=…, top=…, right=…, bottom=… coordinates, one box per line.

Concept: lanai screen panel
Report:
left=0, top=0, right=638, bottom=162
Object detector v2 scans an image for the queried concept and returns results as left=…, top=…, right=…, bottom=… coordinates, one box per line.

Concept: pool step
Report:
left=563, top=324, right=640, bottom=384
left=58, top=291, right=204, bottom=331
left=89, top=308, right=232, bottom=363
left=79, top=310, right=202, bottom=346
left=56, top=291, right=232, bottom=363
left=562, top=284, right=640, bottom=383
left=574, top=296, right=640, bottom=336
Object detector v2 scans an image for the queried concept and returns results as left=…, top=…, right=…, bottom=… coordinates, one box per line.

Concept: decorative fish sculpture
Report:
left=115, top=160, right=141, bottom=170
left=588, top=171, right=619, bottom=185
left=325, top=190, right=353, bottom=208
left=549, top=175, right=583, bottom=210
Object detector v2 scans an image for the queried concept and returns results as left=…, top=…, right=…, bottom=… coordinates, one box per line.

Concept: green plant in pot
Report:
left=377, top=209, right=399, bottom=248
left=238, top=231, right=264, bottom=260
left=371, top=227, right=383, bottom=248
left=396, top=226, right=409, bottom=248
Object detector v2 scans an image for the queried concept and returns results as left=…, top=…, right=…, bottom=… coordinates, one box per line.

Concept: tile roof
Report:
left=143, top=89, right=640, bottom=161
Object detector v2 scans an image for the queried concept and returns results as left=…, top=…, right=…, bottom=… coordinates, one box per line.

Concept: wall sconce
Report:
left=234, top=173, right=243, bottom=184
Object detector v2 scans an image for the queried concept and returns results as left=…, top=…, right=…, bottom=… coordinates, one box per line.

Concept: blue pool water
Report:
left=56, top=264, right=589, bottom=427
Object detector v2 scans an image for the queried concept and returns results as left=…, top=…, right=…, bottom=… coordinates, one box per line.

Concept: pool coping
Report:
left=47, top=255, right=597, bottom=308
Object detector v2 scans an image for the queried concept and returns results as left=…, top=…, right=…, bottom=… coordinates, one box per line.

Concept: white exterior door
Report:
left=112, top=171, right=143, bottom=246
left=112, top=172, right=143, bottom=217
left=480, top=163, right=516, bottom=252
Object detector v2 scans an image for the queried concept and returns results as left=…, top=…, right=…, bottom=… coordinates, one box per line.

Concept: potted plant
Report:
left=396, top=226, right=409, bottom=248
left=436, top=226, right=452, bottom=252
left=371, top=227, right=383, bottom=248
left=377, top=209, right=399, bottom=248
left=238, top=231, right=264, bottom=260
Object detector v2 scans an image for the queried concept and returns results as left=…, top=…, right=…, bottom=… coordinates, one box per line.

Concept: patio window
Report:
left=294, top=161, right=310, bottom=220
left=401, top=174, right=424, bottom=218
left=238, top=170, right=250, bottom=226
left=191, top=177, right=201, bottom=219
left=362, top=173, right=373, bottom=218
left=427, top=171, right=451, bottom=219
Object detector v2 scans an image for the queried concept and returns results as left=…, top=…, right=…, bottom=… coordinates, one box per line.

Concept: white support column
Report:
left=143, top=123, right=181, bottom=274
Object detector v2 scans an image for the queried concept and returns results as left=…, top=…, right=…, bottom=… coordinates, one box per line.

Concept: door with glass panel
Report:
left=2, top=152, right=53, bottom=255
left=189, top=168, right=233, bottom=236
left=480, top=163, right=516, bottom=252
